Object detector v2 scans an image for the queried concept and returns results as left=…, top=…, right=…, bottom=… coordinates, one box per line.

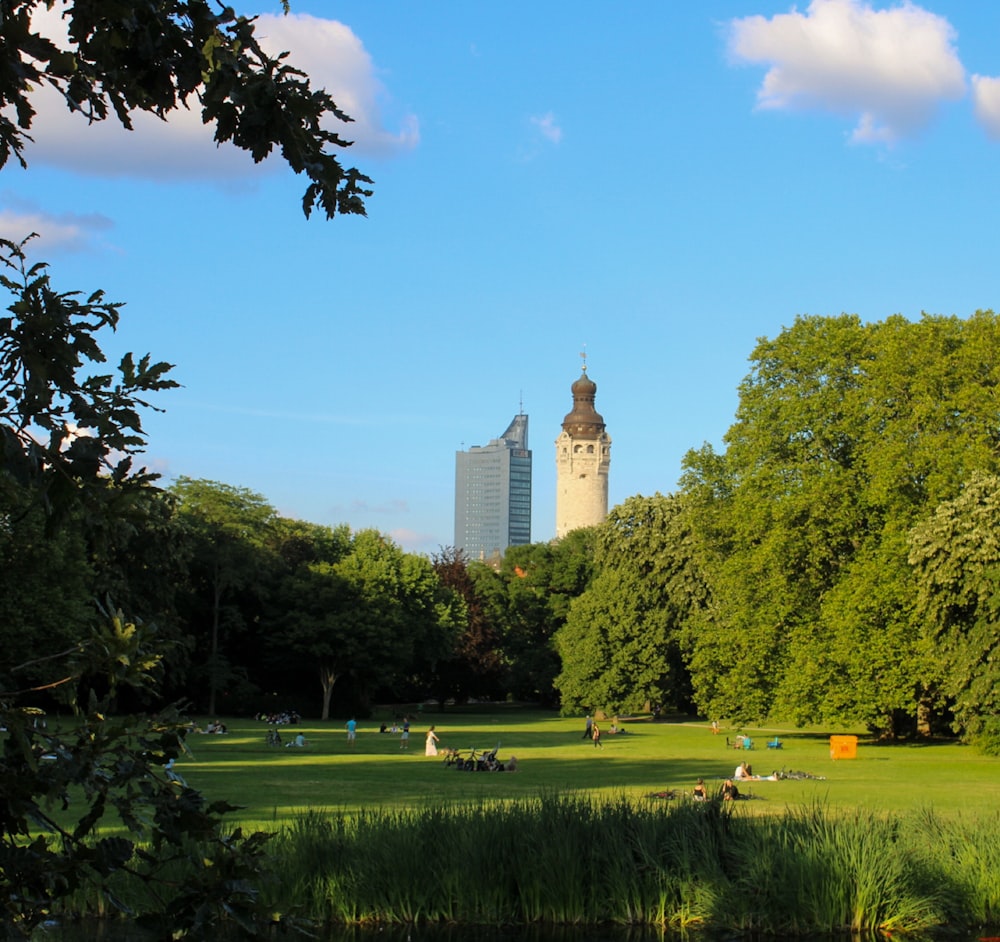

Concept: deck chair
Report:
left=766, top=736, right=782, bottom=750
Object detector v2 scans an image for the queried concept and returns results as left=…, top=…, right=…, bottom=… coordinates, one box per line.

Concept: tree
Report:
left=428, top=547, right=499, bottom=704
left=554, top=495, right=702, bottom=715
left=0, top=236, right=178, bottom=517
left=85, top=486, right=192, bottom=698
left=502, top=531, right=598, bottom=705
left=0, top=0, right=372, bottom=219
left=0, top=490, right=93, bottom=692
left=0, top=234, right=181, bottom=700
left=909, top=471, right=1000, bottom=742
left=396, top=549, right=464, bottom=702
left=1, top=3, right=371, bottom=932
left=1, top=606, right=278, bottom=938
left=680, top=312, right=1000, bottom=734
left=272, top=529, right=459, bottom=717
left=272, top=558, right=355, bottom=720
left=171, top=478, right=278, bottom=715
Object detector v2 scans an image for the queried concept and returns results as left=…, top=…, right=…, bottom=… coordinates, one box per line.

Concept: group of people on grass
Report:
left=689, top=752, right=784, bottom=802
left=344, top=716, right=444, bottom=754
left=693, top=776, right=746, bottom=801
left=582, top=714, right=633, bottom=749
left=256, top=716, right=447, bottom=756
left=254, top=710, right=301, bottom=726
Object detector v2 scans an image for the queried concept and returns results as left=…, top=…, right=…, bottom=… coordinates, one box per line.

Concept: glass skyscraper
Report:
left=454, top=413, right=531, bottom=562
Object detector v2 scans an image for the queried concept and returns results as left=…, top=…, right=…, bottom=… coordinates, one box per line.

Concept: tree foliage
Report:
left=501, top=530, right=597, bottom=705
left=0, top=0, right=372, bottom=218
left=909, top=471, right=1000, bottom=741
left=0, top=607, right=277, bottom=938
left=427, top=547, right=492, bottom=704
left=681, top=312, right=1000, bottom=735
left=0, top=236, right=177, bottom=518
left=0, top=3, right=375, bottom=933
left=171, top=478, right=278, bottom=715
left=270, top=529, right=460, bottom=717
left=554, top=495, right=701, bottom=715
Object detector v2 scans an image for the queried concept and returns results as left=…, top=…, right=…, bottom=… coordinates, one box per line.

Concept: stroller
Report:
left=450, top=743, right=507, bottom=772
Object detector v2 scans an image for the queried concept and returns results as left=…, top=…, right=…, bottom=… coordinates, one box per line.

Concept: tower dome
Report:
left=562, top=370, right=605, bottom=438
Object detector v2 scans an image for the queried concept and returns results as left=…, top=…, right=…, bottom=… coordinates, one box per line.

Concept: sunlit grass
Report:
left=156, top=709, right=1000, bottom=828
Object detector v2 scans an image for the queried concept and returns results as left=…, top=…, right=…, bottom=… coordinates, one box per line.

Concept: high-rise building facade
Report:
left=454, top=412, right=531, bottom=561
left=555, top=361, right=611, bottom=537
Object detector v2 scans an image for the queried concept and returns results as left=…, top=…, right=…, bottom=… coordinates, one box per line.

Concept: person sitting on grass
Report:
left=721, top=779, right=740, bottom=801
left=285, top=732, right=309, bottom=748
left=693, top=778, right=708, bottom=801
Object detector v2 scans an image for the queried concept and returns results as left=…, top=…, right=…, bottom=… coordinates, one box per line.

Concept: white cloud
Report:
left=531, top=112, right=564, bottom=144
left=0, top=197, right=114, bottom=254
left=971, top=75, right=1000, bottom=139
left=389, top=527, right=439, bottom=554
left=15, top=6, right=418, bottom=180
left=728, top=0, right=966, bottom=144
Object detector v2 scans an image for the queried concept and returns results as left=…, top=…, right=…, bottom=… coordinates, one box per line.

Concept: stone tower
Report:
left=555, top=358, right=611, bottom=538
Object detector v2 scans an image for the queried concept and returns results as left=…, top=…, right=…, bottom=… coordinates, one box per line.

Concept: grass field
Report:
left=169, top=707, right=1000, bottom=828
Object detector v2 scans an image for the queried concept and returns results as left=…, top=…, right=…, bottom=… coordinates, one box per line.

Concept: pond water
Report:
left=30, top=922, right=1000, bottom=942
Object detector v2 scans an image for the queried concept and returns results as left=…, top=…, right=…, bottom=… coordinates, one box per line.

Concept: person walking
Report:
left=582, top=714, right=593, bottom=740
left=592, top=721, right=603, bottom=749
left=400, top=716, right=410, bottom=750
left=425, top=725, right=440, bottom=756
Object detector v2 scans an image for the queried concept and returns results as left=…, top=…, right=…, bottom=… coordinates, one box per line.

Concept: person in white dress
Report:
left=425, top=726, right=440, bottom=756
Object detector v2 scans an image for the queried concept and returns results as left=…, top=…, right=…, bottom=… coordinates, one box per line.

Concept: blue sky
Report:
left=4, top=0, right=1000, bottom=554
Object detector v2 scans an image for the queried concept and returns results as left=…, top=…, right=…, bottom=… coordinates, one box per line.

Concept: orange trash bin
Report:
left=829, top=735, right=858, bottom=759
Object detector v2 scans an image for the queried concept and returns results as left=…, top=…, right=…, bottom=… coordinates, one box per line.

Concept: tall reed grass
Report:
left=47, top=795, right=1000, bottom=936
left=261, top=795, right=1000, bottom=935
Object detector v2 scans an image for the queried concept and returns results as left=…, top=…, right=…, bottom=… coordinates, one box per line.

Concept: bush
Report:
left=970, top=715, right=1000, bottom=756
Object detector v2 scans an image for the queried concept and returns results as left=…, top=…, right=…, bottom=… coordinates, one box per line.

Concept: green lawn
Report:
left=170, top=708, right=1000, bottom=829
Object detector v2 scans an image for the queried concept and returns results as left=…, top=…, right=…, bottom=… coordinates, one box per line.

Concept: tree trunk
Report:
left=320, top=664, right=338, bottom=720
left=208, top=571, right=223, bottom=716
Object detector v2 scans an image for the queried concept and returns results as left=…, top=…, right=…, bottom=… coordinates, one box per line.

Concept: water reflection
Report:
left=32, top=922, right=998, bottom=942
